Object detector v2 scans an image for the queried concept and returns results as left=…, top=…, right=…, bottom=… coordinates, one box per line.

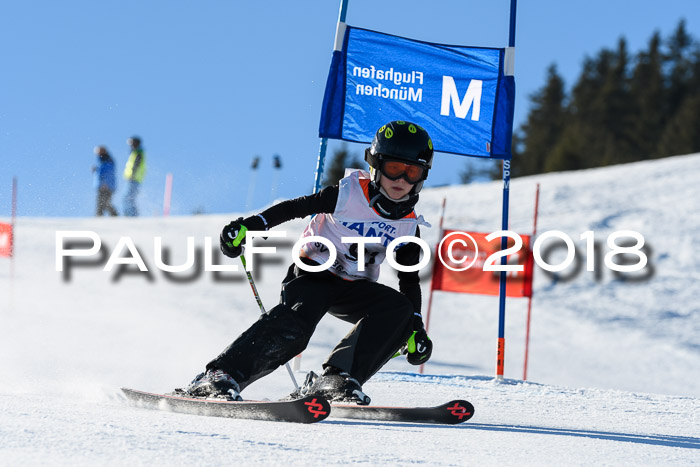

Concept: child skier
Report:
left=186, top=120, right=434, bottom=404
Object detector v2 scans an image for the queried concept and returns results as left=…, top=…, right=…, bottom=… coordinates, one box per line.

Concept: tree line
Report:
left=512, top=20, right=700, bottom=177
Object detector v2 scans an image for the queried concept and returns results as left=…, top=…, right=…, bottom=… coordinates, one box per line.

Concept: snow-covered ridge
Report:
left=0, top=153, right=698, bottom=464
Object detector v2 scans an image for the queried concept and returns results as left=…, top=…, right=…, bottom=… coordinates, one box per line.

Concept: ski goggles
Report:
left=379, top=159, right=427, bottom=184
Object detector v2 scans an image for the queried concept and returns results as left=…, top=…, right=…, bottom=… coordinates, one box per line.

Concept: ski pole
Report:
left=240, top=252, right=299, bottom=390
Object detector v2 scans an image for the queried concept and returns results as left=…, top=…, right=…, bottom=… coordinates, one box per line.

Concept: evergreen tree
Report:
left=657, top=92, right=700, bottom=156
left=513, top=64, right=567, bottom=176
left=630, top=32, right=665, bottom=158
left=657, top=20, right=700, bottom=157
left=546, top=39, right=634, bottom=170
left=323, top=144, right=363, bottom=187
left=460, top=158, right=501, bottom=183
left=459, top=162, right=481, bottom=184
left=664, top=20, right=694, bottom=121
left=599, top=38, right=637, bottom=164
left=552, top=51, right=611, bottom=170
left=545, top=122, right=591, bottom=172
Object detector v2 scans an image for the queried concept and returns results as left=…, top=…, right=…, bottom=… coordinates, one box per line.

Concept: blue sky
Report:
left=1, top=0, right=697, bottom=217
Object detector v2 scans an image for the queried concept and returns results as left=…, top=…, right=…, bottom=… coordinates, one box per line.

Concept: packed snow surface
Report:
left=1, top=154, right=699, bottom=464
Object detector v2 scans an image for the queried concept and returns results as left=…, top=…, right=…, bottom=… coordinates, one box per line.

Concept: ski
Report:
left=329, top=399, right=474, bottom=425
left=121, top=387, right=330, bottom=424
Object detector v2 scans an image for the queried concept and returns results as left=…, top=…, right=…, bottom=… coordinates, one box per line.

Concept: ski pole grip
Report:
left=230, top=225, right=248, bottom=247
left=406, top=331, right=418, bottom=353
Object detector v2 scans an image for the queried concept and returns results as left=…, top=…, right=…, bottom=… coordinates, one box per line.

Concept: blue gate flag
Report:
left=319, top=26, right=515, bottom=159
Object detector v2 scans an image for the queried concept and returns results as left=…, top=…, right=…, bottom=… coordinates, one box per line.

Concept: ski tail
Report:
left=121, top=387, right=330, bottom=424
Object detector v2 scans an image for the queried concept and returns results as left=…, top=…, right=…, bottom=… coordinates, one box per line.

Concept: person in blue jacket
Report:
left=93, top=146, right=118, bottom=216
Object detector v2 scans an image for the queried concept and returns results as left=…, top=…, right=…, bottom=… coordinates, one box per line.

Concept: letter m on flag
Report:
left=440, top=77, right=483, bottom=121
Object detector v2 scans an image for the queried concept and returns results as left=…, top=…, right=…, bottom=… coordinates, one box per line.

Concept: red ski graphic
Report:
left=446, top=402, right=473, bottom=420
left=330, top=399, right=474, bottom=425
left=304, top=398, right=329, bottom=418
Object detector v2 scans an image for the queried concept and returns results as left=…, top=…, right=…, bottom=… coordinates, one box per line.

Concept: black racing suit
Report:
left=207, top=185, right=425, bottom=388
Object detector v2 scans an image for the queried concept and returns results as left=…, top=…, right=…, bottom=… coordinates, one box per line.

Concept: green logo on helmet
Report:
left=396, top=120, right=406, bottom=125
left=385, top=128, right=394, bottom=139
left=428, top=139, right=433, bottom=150
left=408, top=124, right=417, bottom=133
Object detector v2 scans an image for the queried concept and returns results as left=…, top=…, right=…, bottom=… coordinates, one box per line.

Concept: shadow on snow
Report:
left=462, top=423, right=700, bottom=449
left=323, top=420, right=700, bottom=450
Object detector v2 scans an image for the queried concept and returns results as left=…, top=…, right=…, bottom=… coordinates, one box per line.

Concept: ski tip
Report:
left=441, top=399, right=475, bottom=424
left=298, top=395, right=332, bottom=422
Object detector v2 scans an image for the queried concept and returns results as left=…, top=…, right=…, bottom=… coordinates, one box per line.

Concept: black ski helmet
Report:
left=364, top=121, right=434, bottom=193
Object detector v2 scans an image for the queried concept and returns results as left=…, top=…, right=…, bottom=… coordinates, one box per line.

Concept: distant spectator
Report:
left=93, top=146, right=118, bottom=216
left=123, top=136, right=146, bottom=216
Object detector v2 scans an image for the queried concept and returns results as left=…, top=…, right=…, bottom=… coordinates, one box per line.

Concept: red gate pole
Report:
left=522, top=183, right=540, bottom=381
left=163, top=173, right=173, bottom=216
left=419, top=196, right=446, bottom=375
left=9, top=177, right=17, bottom=310
left=11, top=176, right=17, bottom=255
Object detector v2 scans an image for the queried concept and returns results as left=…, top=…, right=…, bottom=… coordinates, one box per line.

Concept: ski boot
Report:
left=293, top=366, right=371, bottom=405
left=183, top=368, right=242, bottom=401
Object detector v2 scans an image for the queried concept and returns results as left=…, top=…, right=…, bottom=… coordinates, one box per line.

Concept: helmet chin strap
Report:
left=377, top=185, right=410, bottom=203
left=367, top=179, right=419, bottom=220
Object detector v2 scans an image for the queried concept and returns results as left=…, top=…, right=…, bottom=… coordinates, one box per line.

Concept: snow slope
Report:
left=1, top=153, right=699, bottom=465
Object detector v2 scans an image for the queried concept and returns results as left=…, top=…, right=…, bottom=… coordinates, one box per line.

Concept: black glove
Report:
left=404, top=329, right=432, bottom=365
left=220, top=217, right=248, bottom=258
